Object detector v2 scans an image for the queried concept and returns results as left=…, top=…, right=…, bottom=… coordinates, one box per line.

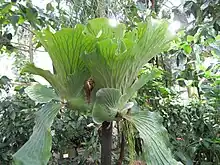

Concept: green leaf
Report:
left=125, top=111, right=180, bottom=165
left=25, top=84, right=60, bottom=103
left=120, top=69, right=161, bottom=105
left=9, top=15, right=19, bottom=28
left=12, top=102, right=62, bottom=165
left=36, top=27, right=92, bottom=79
left=85, top=18, right=126, bottom=40
left=183, top=44, right=192, bottom=54
left=201, top=1, right=210, bottom=10
left=187, top=35, right=194, bottom=42
left=23, top=25, right=97, bottom=104
left=10, top=111, right=16, bottom=120
left=0, top=75, right=10, bottom=85
left=216, top=35, right=220, bottom=41
left=22, top=64, right=60, bottom=94
left=175, top=151, right=193, bottom=165
left=92, top=88, right=121, bottom=124
left=46, top=3, right=54, bottom=12
left=0, top=3, right=12, bottom=14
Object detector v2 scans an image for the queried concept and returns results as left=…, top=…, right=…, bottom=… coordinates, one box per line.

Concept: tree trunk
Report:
left=101, top=121, right=112, bottom=165
left=97, top=2, right=112, bottom=164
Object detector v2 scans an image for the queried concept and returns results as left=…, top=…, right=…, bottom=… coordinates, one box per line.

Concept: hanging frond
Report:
left=124, top=111, right=181, bottom=165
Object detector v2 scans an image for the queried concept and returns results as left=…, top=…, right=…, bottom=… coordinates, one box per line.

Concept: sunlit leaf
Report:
left=0, top=3, right=12, bottom=14
left=183, top=44, right=192, bottom=54
left=85, top=18, right=126, bottom=40
left=187, top=35, right=194, bottom=42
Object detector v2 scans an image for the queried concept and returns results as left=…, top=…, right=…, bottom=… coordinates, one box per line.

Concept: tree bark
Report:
left=101, top=121, right=112, bottom=165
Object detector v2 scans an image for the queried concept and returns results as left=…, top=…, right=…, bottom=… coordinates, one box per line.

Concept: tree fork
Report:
left=101, top=121, right=112, bottom=165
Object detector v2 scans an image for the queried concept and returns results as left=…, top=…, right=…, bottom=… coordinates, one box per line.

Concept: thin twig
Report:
left=13, top=46, right=46, bottom=53
left=11, top=82, right=32, bottom=86
left=11, top=42, right=46, bottom=52
left=29, top=31, right=34, bottom=62
left=10, top=41, right=29, bottom=48
left=19, top=24, right=35, bottom=34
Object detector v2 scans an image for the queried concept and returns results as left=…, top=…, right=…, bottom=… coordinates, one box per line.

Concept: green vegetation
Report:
left=0, top=0, right=219, bottom=165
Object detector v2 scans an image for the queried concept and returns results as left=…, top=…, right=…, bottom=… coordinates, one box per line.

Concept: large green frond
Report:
left=23, top=24, right=98, bottom=103
left=133, top=19, right=172, bottom=65
left=35, top=26, right=94, bottom=98
left=36, top=26, right=93, bottom=78
left=23, top=64, right=87, bottom=109
left=12, top=102, right=61, bottom=165
left=120, top=69, right=161, bottom=105
left=85, top=18, right=126, bottom=40
left=22, top=64, right=65, bottom=98
left=83, top=39, right=130, bottom=89
left=124, top=111, right=181, bottom=165
left=25, top=84, right=60, bottom=103
left=83, top=18, right=173, bottom=100
left=92, top=88, right=121, bottom=124
left=22, top=63, right=57, bottom=88
left=83, top=18, right=175, bottom=126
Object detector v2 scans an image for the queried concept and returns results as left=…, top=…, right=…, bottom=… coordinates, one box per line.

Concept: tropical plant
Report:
left=1, top=0, right=219, bottom=164
left=11, top=17, right=181, bottom=165
left=81, top=18, right=176, bottom=165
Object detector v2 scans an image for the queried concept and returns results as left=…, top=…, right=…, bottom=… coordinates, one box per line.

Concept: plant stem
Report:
left=101, top=121, right=112, bottom=165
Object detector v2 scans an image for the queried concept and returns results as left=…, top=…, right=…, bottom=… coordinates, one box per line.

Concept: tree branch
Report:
left=19, top=24, right=35, bottom=34
left=29, top=31, right=34, bottom=63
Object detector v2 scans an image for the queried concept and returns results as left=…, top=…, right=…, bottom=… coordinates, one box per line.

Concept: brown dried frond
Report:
left=84, top=78, right=95, bottom=104
left=130, top=160, right=146, bottom=165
